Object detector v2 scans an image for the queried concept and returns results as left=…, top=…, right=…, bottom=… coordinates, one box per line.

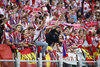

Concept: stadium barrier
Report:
left=0, top=52, right=100, bottom=67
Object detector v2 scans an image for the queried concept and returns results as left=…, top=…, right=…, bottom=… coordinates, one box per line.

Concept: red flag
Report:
left=19, top=48, right=37, bottom=67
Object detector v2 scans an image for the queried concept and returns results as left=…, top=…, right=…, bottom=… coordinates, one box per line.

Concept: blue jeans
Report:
left=35, top=41, right=48, bottom=56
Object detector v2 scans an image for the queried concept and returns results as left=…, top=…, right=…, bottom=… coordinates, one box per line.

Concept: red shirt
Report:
left=86, top=33, right=92, bottom=45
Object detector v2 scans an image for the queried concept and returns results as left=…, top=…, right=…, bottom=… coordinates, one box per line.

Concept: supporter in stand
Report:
left=0, top=0, right=100, bottom=63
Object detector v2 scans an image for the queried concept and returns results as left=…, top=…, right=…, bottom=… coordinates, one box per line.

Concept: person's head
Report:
left=35, top=17, right=41, bottom=25
left=83, top=34, right=86, bottom=40
left=52, top=1, right=55, bottom=6
left=22, top=17, right=27, bottom=23
left=71, top=1, right=75, bottom=5
left=23, top=29, right=28, bottom=35
left=96, top=28, right=100, bottom=37
left=26, top=1, right=29, bottom=5
left=60, top=3, right=64, bottom=8
left=0, top=14, right=4, bottom=24
left=57, top=3, right=60, bottom=7
left=86, top=18, right=90, bottom=22
left=79, top=30, right=83, bottom=36
left=78, top=11, right=81, bottom=15
left=71, top=18, right=75, bottom=24
left=64, top=27, right=69, bottom=35
left=28, top=27, right=34, bottom=33
left=59, top=34, right=64, bottom=42
left=15, top=24, right=23, bottom=32
left=0, top=14, right=4, bottom=18
left=56, top=26, right=61, bottom=32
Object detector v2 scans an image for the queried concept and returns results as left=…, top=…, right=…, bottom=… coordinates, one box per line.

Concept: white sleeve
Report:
left=5, top=32, right=9, bottom=40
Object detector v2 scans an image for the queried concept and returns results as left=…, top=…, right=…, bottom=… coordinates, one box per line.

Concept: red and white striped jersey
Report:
left=34, top=29, right=41, bottom=41
left=21, top=22, right=29, bottom=30
left=33, top=22, right=38, bottom=30
left=24, top=36, right=32, bottom=44
left=1, top=31, right=9, bottom=44
left=33, top=22, right=46, bottom=41
left=14, top=31, right=22, bottom=43
left=0, top=7, right=5, bottom=15
left=95, top=34, right=100, bottom=42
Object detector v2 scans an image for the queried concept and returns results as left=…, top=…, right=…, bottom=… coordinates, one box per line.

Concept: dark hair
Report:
left=79, top=30, right=83, bottom=33
left=0, top=14, right=3, bottom=18
left=96, top=28, right=100, bottom=34
left=26, top=1, right=29, bottom=4
left=64, top=27, right=68, bottom=30
left=15, top=24, right=23, bottom=32
left=22, top=29, right=26, bottom=35
left=57, top=3, right=60, bottom=6
left=39, top=15, right=43, bottom=20
left=28, top=27, right=34, bottom=31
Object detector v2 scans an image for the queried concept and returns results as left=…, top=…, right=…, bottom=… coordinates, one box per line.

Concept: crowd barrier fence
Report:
left=0, top=52, right=100, bottom=67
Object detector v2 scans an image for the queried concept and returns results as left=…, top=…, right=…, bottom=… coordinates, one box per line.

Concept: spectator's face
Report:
left=56, top=27, right=60, bottom=32
left=83, top=35, right=86, bottom=40
left=59, top=34, right=63, bottom=42
left=29, top=29, right=34, bottom=34
left=72, top=1, right=75, bottom=5
left=52, top=1, right=55, bottom=6
left=79, top=31, right=83, bottom=36
left=64, top=29, right=69, bottom=35
left=86, top=19, right=90, bottom=22
left=98, top=24, right=100, bottom=28
left=23, top=18, right=26, bottom=22
left=61, top=3, right=64, bottom=8
left=67, top=6, right=70, bottom=10
left=78, top=12, right=81, bottom=15
left=16, top=26, right=21, bottom=32
left=26, top=2, right=29, bottom=5
left=24, top=29, right=28, bottom=35
left=98, top=34, right=100, bottom=37
left=72, top=32, right=75, bottom=36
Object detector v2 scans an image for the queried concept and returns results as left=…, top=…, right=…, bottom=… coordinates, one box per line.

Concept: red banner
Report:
left=19, top=48, right=37, bottom=67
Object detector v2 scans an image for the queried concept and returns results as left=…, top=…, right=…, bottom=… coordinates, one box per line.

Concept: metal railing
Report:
left=0, top=52, right=100, bottom=67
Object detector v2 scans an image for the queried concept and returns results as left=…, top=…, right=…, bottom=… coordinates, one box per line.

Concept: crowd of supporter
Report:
left=0, top=0, right=100, bottom=60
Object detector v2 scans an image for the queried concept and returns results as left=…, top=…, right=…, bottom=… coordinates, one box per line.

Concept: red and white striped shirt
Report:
left=1, top=31, right=9, bottom=44
left=24, top=36, right=32, bottom=44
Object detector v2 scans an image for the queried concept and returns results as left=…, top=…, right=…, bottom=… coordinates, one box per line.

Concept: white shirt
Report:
left=0, top=8, right=5, bottom=15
